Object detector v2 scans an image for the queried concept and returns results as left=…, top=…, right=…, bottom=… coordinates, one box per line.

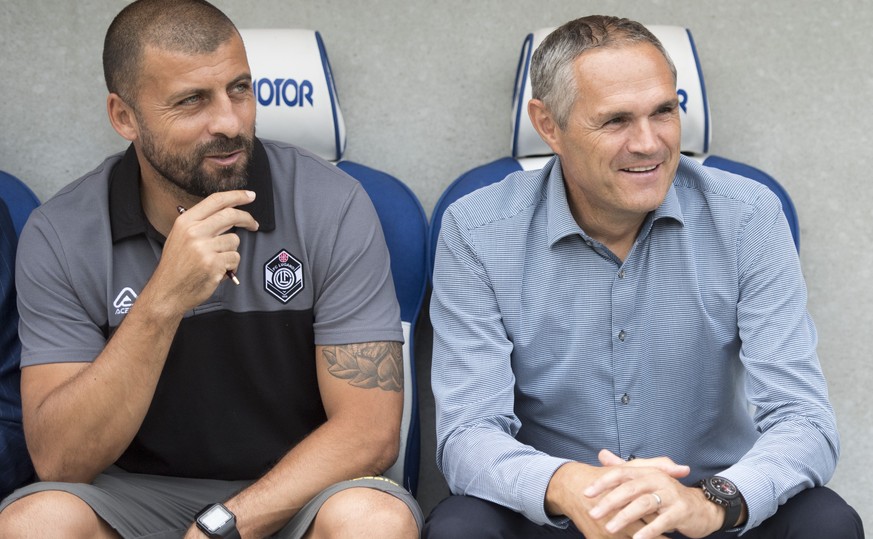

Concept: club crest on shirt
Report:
left=264, top=249, right=304, bottom=303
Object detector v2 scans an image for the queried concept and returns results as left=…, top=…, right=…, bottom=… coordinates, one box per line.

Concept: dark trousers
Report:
left=422, top=487, right=863, bottom=539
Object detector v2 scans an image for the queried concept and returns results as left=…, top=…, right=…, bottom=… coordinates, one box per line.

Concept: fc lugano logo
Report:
left=264, top=249, right=304, bottom=303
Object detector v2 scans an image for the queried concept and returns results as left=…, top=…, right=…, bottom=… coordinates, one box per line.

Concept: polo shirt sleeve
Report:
left=721, top=190, right=839, bottom=531
left=15, top=208, right=107, bottom=367
left=310, top=181, right=403, bottom=345
left=431, top=207, right=571, bottom=527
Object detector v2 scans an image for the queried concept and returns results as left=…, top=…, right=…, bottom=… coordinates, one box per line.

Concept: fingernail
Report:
left=246, top=190, right=256, bottom=200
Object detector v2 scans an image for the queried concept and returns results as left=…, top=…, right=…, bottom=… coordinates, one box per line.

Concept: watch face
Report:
left=199, top=505, right=233, bottom=533
left=710, top=477, right=738, bottom=497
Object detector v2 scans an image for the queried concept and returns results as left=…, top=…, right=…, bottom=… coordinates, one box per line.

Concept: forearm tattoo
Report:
left=323, top=342, right=403, bottom=392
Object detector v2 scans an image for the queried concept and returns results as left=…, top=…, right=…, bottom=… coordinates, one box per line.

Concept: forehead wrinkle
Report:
left=140, top=40, right=249, bottom=99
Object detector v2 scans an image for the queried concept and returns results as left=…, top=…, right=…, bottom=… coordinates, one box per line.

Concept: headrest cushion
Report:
left=239, top=29, right=346, bottom=161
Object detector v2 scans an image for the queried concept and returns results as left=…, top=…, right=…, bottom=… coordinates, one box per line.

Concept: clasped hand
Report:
left=580, top=449, right=725, bottom=539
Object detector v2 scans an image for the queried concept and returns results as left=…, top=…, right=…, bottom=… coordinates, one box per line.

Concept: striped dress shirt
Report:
left=431, top=155, right=839, bottom=532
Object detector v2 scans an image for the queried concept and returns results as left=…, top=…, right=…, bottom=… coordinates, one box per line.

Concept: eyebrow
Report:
left=594, top=97, right=680, bottom=123
left=166, top=73, right=253, bottom=104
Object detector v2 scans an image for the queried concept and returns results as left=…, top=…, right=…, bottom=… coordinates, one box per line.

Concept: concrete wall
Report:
left=2, top=0, right=871, bottom=530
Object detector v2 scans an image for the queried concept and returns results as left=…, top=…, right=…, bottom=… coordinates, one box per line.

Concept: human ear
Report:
left=527, top=99, right=563, bottom=155
left=106, top=93, right=139, bottom=142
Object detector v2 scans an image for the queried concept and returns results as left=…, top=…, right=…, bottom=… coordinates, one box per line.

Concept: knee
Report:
left=803, top=495, right=864, bottom=538
left=310, top=487, right=418, bottom=539
left=763, top=487, right=865, bottom=539
left=0, top=490, right=111, bottom=538
left=423, top=495, right=531, bottom=539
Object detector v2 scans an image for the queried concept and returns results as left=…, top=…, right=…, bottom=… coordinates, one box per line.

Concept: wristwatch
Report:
left=698, top=476, right=743, bottom=532
left=195, top=503, right=241, bottom=539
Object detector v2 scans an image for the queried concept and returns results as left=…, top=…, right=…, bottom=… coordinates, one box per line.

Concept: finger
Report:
left=588, top=480, right=651, bottom=519
left=598, top=449, right=626, bottom=467
left=180, top=191, right=260, bottom=232
left=618, top=455, right=690, bottom=478
left=623, top=518, right=671, bottom=539
left=185, top=190, right=256, bottom=217
left=212, top=232, right=241, bottom=254
left=592, top=453, right=689, bottom=485
left=585, top=465, right=650, bottom=498
left=603, top=492, right=662, bottom=535
left=219, top=251, right=241, bottom=276
left=179, top=207, right=259, bottom=240
left=629, top=512, right=677, bottom=539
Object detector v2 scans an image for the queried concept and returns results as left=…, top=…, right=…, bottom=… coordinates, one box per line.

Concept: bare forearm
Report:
left=226, top=416, right=398, bottom=538
left=224, top=341, right=404, bottom=538
left=24, top=293, right=182, bottom=482
left=24, top=192, right=259, bottom=483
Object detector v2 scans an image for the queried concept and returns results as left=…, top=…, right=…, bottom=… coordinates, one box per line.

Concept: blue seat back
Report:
left=0, top=171, right=40, bottom=237
left=0, top=173, right=39, bottom=496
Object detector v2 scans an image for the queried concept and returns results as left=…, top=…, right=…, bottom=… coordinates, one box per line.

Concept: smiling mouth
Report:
left=622, top=164, right=658, bottom=173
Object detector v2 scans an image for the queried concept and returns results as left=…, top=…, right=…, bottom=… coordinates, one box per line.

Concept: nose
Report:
left=207, top=94, right=244, bottom=139
left=626, top=119, right=660, bottom=156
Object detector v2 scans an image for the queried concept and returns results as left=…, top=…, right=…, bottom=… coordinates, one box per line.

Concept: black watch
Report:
left=698, top=476, right=743, bottom=532
left=195, top=503, right=241, bottom=539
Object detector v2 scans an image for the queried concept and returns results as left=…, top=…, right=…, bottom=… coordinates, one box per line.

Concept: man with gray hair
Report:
left=425, top=15, right=861, bottom=539
left=0, top=1, right=422, bottom=537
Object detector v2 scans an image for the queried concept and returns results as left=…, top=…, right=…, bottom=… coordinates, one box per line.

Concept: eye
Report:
left=177, top=94, right=202, bottom=106
left=231, top=81, right=252, bottom=95
left=655, top=104, right=678, bottom=117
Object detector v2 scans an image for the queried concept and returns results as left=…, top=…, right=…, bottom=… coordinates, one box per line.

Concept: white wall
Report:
left=2, top=0, right=871, bottom=530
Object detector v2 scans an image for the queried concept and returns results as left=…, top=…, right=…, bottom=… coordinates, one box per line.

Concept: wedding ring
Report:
left=651, top=492, right=662, bottom=508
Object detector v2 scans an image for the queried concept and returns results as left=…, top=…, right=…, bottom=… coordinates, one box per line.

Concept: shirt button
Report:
left=618, top=269, right=625, bottom=279
left=621, top=393, right=631, bottom=405
left=618, top=330, right=626, bottom=342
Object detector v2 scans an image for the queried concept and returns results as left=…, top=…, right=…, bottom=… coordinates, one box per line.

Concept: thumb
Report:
left=598, top=449, right=626, bottom=467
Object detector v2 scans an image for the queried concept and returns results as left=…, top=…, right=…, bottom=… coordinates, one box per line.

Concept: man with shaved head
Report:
left=0, top=1, right=421, bottom=537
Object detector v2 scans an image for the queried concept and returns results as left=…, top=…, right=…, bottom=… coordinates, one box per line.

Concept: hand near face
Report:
left=150, top=189, right=259, bottom=313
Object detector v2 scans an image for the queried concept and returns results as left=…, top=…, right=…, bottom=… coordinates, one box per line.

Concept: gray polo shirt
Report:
left=16, top=138, right=402, bottom=480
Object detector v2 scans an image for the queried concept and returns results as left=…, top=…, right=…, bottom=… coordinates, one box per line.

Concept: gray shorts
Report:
left=0, top=467, right=423, bottom=538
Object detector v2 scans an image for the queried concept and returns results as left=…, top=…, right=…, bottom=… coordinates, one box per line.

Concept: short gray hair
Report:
left=530, top=15, right=677, bottom=129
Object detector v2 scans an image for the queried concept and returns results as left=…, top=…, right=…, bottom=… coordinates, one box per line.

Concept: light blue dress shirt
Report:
left=431, top=155, right=839, bottom=531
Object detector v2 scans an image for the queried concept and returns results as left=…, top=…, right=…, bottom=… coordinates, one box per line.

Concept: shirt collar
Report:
left=545, top=155, right=685, bottom=247
left=109, top=138, right=275, bottom=243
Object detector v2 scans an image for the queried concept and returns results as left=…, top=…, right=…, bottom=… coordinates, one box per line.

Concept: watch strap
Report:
left=698, top=478, right=743, bottom=532
left=720, top=496, right=742, bottom=532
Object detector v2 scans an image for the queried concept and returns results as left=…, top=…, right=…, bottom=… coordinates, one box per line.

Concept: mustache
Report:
left=196, top=135, right=253, bottom=158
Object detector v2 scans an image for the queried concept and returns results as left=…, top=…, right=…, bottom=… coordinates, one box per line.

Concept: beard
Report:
left=138, top=122, right=255, bottom=198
